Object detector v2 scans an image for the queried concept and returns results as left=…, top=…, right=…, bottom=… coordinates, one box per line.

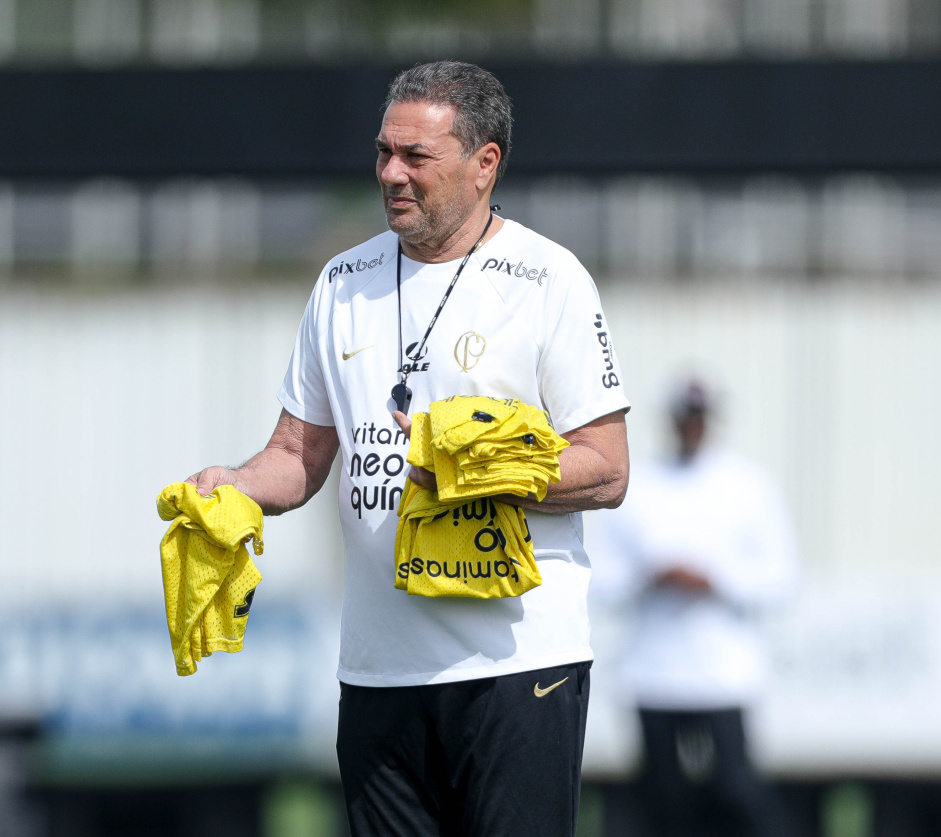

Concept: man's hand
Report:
left=180, top=410, right=339, bottom=516
left=185, top=466, right=240, bottom=497
left=391, top=410, right=437, bottom=492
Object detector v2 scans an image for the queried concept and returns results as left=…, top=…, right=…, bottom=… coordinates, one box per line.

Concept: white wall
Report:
left=601, top=278, right=941, bottom=585
left=0, top=284, right=344, bottom=604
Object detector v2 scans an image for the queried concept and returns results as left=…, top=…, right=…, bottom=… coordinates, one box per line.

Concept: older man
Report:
left=187, top=61, right=630, bottom=837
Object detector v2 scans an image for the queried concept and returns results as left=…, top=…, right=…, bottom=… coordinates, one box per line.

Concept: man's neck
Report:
left=401, top=206, right=503, bottom=264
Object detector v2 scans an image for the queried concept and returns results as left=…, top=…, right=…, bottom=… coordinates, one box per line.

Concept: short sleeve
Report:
left=537, top=258, right=630, bottom=435
left=277, top=274, right=336, bottom=427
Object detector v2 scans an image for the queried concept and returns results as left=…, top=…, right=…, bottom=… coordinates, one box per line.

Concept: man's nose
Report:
left=379, top=154, right=409, bottom=185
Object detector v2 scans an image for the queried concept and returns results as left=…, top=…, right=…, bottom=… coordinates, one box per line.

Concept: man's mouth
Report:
left=386, top=193, right=418, bottom=209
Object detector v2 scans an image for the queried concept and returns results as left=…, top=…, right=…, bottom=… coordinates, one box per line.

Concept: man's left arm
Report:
left=514, top=409, right=629, bottom=514
left=393, top=408, right=629, bottom=514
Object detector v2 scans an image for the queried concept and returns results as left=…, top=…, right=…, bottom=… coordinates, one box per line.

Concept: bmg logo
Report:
left=594, top=314, right=620, bottom=389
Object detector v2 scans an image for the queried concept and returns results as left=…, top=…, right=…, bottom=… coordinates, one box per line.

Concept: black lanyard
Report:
left=391, top=209, right=496, bottom=413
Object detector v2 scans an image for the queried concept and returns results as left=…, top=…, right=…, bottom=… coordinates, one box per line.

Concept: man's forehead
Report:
left=377, top=100, right=458, bottom=147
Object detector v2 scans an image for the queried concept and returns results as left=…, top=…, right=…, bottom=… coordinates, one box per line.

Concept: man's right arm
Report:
left=186, top=408, right=340, bottom=516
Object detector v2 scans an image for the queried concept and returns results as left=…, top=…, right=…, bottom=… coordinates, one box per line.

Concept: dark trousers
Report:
left=638, top=707, right=792, bottom=837
left=336, top=662, right=591, bottom=837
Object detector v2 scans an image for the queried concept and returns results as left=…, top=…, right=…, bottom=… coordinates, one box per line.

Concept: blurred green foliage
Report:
left=821, top=783, right=874, bottom=837
left=262, top=780, right=342, bottom=837
left=265, top=0, right=534, bottom=29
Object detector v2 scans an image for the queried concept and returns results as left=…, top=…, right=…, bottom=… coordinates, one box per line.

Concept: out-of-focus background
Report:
left=1, top=1, right=940, bottom=835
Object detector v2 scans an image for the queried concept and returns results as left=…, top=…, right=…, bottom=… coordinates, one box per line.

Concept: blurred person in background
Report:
left=592, top=377, right=798, bottom=837
left=185, top=60, right=630, bottom=837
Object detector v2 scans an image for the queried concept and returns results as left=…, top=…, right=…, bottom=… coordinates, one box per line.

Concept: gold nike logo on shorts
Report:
left=533, top=677, right=569, bottom=698
left=342, top=345, right=373, bottom=360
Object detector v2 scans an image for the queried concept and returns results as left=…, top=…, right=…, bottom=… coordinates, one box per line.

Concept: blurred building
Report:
left=0, top=0, right=939, bottom=283
left=2, top=0, right=939, bottom=64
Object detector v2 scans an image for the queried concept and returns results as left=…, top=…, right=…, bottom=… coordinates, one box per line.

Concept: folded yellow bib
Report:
left=157, top=482, right=263, bottom=676
left=395, top=396, right=568, bottom=599
left=408, top=396, right=569, bottom=503
left=394, top=478, right=539, bottom=598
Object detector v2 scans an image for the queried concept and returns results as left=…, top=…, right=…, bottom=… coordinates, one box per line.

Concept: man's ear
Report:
left=475, top=142, right=501, bottom=190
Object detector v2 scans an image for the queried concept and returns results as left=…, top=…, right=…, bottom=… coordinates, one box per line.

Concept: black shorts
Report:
left=336, top=660, right=591, bottom=837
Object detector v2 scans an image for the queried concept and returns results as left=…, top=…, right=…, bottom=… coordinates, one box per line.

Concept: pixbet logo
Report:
left=595, top=313, right=620, bottom=389
left=328, top=253, right=386, bottom=282
left=481, top=257, right=548, bottom=285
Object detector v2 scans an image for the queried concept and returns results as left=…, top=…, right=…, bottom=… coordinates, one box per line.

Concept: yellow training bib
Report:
left=394, top=395, right=568, bottom=599
left=157, top=482, right=263, bottom=675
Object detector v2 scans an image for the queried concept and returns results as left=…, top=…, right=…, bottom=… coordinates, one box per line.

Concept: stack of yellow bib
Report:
left=394, top=396, right=569, bottom=599
left=409, top=396, right=569, bottom=502
left=157, top=482, right=264, bottom=676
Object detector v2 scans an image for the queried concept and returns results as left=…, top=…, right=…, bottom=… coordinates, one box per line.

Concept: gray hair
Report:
left=384, top=61, right=513, bottom=184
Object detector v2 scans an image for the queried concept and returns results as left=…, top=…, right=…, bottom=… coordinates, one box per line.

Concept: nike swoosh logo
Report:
left=342, top=345, right=373, bottom=360
left=534, top=677, right=569, bottom=698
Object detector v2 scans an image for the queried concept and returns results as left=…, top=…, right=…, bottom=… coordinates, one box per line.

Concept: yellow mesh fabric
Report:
left=395, top=396, right=568, bottom=598
left=430, top=397, right=521, bottom=452
left=408, top=412, right=436, bottom=470
left=157, top=482, right=264, bottom=676
left=409, top=396, right=569, bottom=503
left=394, top=478, right=538, bottom=598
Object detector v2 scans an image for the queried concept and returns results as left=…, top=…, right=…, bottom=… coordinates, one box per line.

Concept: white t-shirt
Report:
left=591, top=447, right=799, bottom=709
left=278, top=218, right=630, bottom=687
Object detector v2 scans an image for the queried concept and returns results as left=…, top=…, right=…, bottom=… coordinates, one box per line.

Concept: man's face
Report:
left=375, top=100, right=481, bottom=248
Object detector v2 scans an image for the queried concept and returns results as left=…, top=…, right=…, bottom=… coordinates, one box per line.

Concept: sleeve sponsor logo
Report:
left=594, top=313, right=620, bottom=389
left=481, top=257, right=548, bottom=285
left=328, top=252, right=387, bottom=283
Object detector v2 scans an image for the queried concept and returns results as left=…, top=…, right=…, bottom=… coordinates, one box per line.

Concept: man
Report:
left=591, top=379, right=798, bottom=837
left=187, top=61, right=630, bottom=836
